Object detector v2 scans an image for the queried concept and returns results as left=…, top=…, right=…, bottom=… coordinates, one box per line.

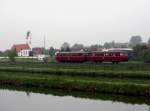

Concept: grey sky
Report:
left=0, top=0, right=150, bottom=50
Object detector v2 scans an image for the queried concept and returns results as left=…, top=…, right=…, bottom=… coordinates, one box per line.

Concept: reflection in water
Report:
left=0, top=89, right=149, bottom=111
left=0, top=86, right=150, bottom=111
left=26, top=92, right=30, bottom=97
left=0, top=85, right=150, bottom=105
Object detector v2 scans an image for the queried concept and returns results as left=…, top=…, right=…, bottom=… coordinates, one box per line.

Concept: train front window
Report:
left=120, top=52, right=127, bottom=56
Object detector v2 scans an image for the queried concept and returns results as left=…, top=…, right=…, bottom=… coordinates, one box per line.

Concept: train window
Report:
left=62, top=53, right=67, bottom=56
left=87, top=53, right=92, bottom=56
left=112, top=52, right=115, bottom=56
left=73, top=53, right=75, bottom=56
left=105, top=53, right=108, bottom=56
left=78, top=53, right=82, bottom=56
left=120, top=52, right=127, bottom=56
left=109, top=53, right=113, bottom=56
left=120, top=53, right=123, bottom=56
left=66, top=53, right=83, bottom=57
left=95, top=52, right=104, bottom=56
left=71, top=53, right=82, bottom=56
left=71, top=54, right=74, bottom=56
left=67, top=53, right=71, bottom=56
left=105, top=52, right=113, bottom=56
left=115, top=53, right=120, bottom=56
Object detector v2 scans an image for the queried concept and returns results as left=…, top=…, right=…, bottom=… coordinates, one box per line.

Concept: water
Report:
left=0, top=89, right=149, bottom=111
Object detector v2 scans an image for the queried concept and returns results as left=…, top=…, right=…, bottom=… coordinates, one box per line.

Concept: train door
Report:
left=95, top=52, right=104, bottom=62
left=114, top=52, right=120, bottom=62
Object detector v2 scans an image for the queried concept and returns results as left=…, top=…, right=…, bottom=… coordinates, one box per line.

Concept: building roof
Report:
left=11, top=44, right=31, bottom=52
left=32, top=47, right=44, bottom=55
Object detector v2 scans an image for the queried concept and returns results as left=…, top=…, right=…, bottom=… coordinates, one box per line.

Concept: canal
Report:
left=0, top=88, right=149, bottom=111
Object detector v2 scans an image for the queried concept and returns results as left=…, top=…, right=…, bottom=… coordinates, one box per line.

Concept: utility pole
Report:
left=43, top=35, right=48, bottom=63
left=43, top=35, right=46, bottom=55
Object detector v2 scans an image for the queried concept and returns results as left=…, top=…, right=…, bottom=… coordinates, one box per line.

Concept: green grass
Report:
left=0, top=62, right=150, bottom=97
left=0, top=71, right=150, bottom=84
left=0, top=61, right=150, bottom=71
left=0, top=71, right=150, bottom=96
left=0, top=67, right=150, bottom=79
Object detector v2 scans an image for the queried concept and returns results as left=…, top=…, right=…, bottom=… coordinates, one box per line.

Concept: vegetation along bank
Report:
left=0, top=62, right=150, bottom=97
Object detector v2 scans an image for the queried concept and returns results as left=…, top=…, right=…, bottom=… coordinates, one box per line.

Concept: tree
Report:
left=89, top=44, right=103, bottom=51
left=103, top=41, right=116, bottom=49
left=147, top=38, right=150, bottom=44
left=71, top=44, right=84, bottom=51
left=49, top=46, right=55, bottom=57
left=142, top=50, right=150, bottom=62
left=147, top=38, right=150, bottom=49
left=133, top=45, right=150, bottom=62
left=129, top=36, right=142, bottom=47
left=103, top=42, right=111, bottom=49
left=8, top=49, right=17, bottom=62
left=0, top=51, right=4, bottom=57
left=3, top=50, right=10, bottom=57
left=44, top=49, right=50, bottom=55
left=61, top=42, right=70, bottom=52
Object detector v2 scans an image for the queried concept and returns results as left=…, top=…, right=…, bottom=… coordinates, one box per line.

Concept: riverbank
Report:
left=0, top=62, right=150, bottom=97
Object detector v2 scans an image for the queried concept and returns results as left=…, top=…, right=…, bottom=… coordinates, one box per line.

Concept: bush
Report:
left=8, top=50, right=17, bottom=62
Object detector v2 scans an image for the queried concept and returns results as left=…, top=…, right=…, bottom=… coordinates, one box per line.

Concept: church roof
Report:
left=11, top=44, right=31, bottom=52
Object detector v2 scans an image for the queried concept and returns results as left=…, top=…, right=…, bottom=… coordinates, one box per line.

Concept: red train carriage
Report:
left=89, top=51, right=128, bottom=63
left=55, top=51, right=128, bottom=63
left=55, top=52, right=89, bottom=63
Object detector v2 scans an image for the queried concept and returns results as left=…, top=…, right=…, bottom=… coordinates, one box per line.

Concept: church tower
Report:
left=26, top=31, right=32, bottom=49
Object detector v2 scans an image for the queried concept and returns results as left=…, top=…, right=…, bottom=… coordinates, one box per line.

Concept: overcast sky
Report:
left=0, top=0, right=150, bottom=50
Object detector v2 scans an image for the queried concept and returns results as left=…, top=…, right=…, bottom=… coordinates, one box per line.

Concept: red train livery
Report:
left=55, top=51, right=128, bottom=63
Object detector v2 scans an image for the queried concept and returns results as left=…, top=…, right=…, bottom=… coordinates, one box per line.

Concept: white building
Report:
left=11, top=44, right=31, bottom=57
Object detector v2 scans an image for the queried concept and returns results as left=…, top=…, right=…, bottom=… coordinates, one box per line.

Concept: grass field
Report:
left=0, top=61, right=150, bottom=97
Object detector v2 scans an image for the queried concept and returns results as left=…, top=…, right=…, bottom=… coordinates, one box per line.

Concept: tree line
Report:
left=1, top=35, right=150, bottom=62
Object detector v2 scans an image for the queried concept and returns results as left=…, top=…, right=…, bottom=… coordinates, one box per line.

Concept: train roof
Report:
left=57, top=51, right=88, bottom=53
left=108, top=48, right=133, bottom=51
left=55, top=51, right=89, bottom=54
left=93, top=50, right=127, bottom=53
left=56, top=50, right=127, bottom=54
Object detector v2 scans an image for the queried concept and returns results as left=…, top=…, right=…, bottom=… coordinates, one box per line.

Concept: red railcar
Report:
left=55, top=51, right=128, bottom=63
left=88, top=51, right=128, bottom=63
left=55, top=52, right=89, bottom=63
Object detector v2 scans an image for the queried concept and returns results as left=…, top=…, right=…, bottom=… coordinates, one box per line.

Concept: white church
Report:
left=11, top=31, right=32, bottom=57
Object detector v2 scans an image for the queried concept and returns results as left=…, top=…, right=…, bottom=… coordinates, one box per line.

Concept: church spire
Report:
left=26, top=30, right=32, bottom=48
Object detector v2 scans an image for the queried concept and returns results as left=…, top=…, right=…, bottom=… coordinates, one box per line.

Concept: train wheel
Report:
left=99, top=61, right=102, bottom=63
left=115, top=61, right=119, bottom=64
left=95, top=61, right=98, bottom=64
